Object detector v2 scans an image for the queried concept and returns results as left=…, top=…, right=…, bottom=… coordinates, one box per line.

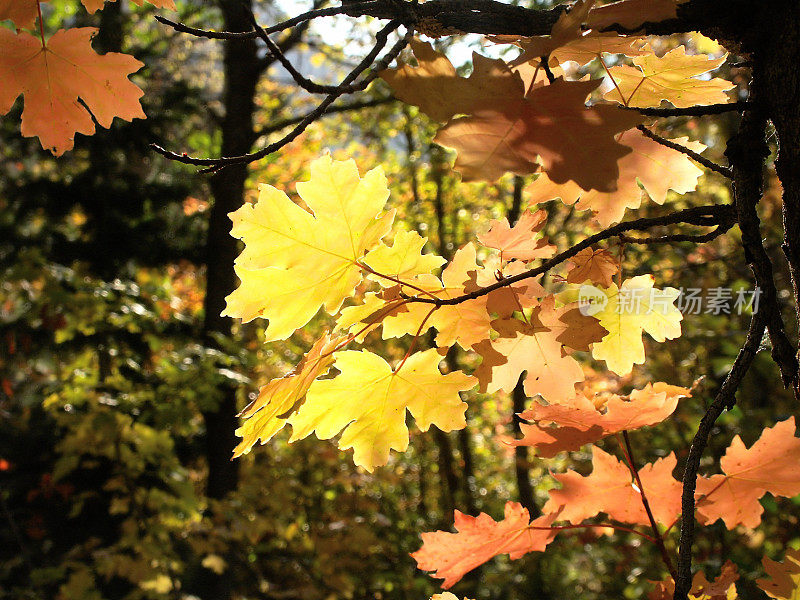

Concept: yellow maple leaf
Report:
left=288, top=348, right=475, bottom=471
left=223, top=155, right=395, bottom=341
left=362, top=229, right=445, bottom=285
left=585, top=275, right=682, bottom=375
left=380, top=243, right=494, bottom=349
left=604, top=44, right=734, bottom=108
left=232, top=334, right=341, bottom=458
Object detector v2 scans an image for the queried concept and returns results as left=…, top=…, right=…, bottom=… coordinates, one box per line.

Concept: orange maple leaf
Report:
left=543, top=447, right=682, bottom=526
left=695, top=417, right=800, bottom=529
left=473, top=296, right=586, bottom=403
left=604, top=45, right=733, bottom=108
left=379, top=39, right=524, bottom=123
left=510, top=382, right=690, bottom=457
left=0, top=0, right=44, bottom=30
left=477, top=209, right=555, bottom=261
left=435, top=78, right=642, bottom=191
left=527, top=128, right=706, bottom=226
left=80, top=0, right=176, bottom=14
left=757, top=549, right=800, bottom=600
left=567, top=248, right=619, bottom=288
left=381, top=243, right=494, bottom=349
left=412, top=502, right=557, bottom=588
left=0, top=27, right=145, bottom=155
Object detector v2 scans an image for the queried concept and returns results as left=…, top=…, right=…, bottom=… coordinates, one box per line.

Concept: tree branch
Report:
left=255, top=96, right=396, bottom=139
left=404, top=204, right=736, bottom=306
left=152, top=23, right=412, bottom=171
left=637, top=125, right=732, bottom=178
left=673, top=309, right=767, bottom=600
left=623, top=101, right=751, bottom=118
left=727, top=105, right=799, bottom=390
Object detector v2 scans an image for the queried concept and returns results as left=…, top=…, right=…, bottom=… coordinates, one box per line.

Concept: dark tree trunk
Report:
left=202, top=0, right=261, bottom=502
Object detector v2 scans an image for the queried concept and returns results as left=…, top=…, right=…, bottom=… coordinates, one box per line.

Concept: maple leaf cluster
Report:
left=222, top=129, right=796, bottom=594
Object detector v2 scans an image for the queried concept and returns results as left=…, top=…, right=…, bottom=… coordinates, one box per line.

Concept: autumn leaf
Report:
left=543, top=447, right=682, bottom=526
left=695, top=417, right=800, bottom=529
left=0, top=0, right=43, bottom=29
left=651, top=562, right=739, bottom=600
left=503, top=0, right=595, bottom=66
left=363, top=229, right=446, bottom=284
left=510, top=382, right=690, bottom=456
left=474, top=296, right=586, bottom=403
left=435, top=78, right=643, bottom=190
left=379, top=40, right=524, bottom=123
left=412, top=502, right=557, bottom=588
left=477, top=209, right=554, bottom=261
left=232, top=334, right=342, bottom=458
left=471, top=257, right=546, bottom=318
left=604, top=45, right=734, bottom=108
left=567, top=248, right=619, bottom=288
left=381, top=243, right=494, bottom=349
left=0, top=27, right=145, bottom=155
left=527, top=128, right=706, bottom=226
left=287, top=348, right=475, bottom=471
left=587, top=0, right=679, bottom=30
left=223, top=155, right=395, bottom=341
left=585, top=275, right=682, bottom=375
left=80, top=0, right=176, bottom=14
left=550, top=33, right=645, bottom=67
left=758, top=549, right=800, bottom=600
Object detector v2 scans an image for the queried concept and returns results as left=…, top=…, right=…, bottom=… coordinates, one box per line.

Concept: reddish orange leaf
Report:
left=543, top=448, right=682, bottom=525
left=0, top=27, right=145, bottom=155
left=0, top=0, right=43, bottom=29
left=80, top=0, right=176, bottom=14
left=435, top=78, right=642, bottom=190
left=412, top=502, right=557, bottom=588
left=477, top=209, right=554, bottom=261
left=510, top=383, right=690, bottom=457
left=695, top=417, right=800, bottom=529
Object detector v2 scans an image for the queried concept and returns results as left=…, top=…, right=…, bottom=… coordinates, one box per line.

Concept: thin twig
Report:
left=673, top=309, right=767, bottom=600
left=623, top=101, right=751, bottom=117
left=404, top=204, right=736, bottom=306
left=255, top=96, right=396, bottom=139
left=637, top=125, right=733, bottom=178
left=619, top=431, right=677, bottom=579
left=152, top=23, right=411, bottom=171
left=154, top=2, right=382, bottom=40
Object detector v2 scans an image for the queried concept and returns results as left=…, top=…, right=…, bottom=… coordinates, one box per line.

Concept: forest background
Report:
left=1, top=1, right=798, bottom=599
